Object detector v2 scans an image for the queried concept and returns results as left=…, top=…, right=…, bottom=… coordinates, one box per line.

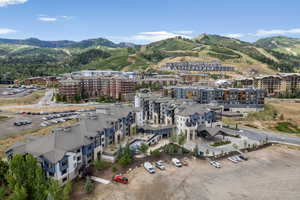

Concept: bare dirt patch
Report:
left=79, top=145, right=300, bottom=200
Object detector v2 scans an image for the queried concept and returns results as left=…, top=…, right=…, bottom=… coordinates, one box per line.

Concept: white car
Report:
left=172, top=158, right=182, bottom=167
left=144, top=162, right=155, bottom=174
left=228, top=157, right=238, bottom=163
left=40, top=122, right=48, bottom=127
left=210, top=161, right=221, bottom=168
left=155, top=161, right=165, bottom=170
left=234, top=156, right=243, bottom=162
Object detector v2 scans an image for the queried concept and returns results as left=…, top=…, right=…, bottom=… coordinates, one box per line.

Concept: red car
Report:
left=113, top=175, right=128, bottom=184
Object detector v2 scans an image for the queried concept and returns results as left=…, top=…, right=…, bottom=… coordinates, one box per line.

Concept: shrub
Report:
left=275, top=122, right=300, bottom=133
left=0, top=187, right=5, bottom=200
left=62, top=182, right=72, bottom=200
left=84, top=177, right=94, bottom=194
left=210, top=140, right=231, bottom=147
left=93, top=159, right=110, bottom=171
left=138, top=143, right=149, bottom=154
left=118, top=153, right=133, bottom=166
left=112, top=166, right=118, bottom=173
left=150, top=149, right=161, bottom=157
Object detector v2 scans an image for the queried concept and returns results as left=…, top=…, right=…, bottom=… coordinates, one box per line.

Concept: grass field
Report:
left=223, top=99, right=300, bottom=136
left=0, top=115, right=9, bottom=121
left=275, top=122, right=300, bottom=133
left=0, top=90, right=45, bottom=106
left=0, top=119, right=77, bottom=158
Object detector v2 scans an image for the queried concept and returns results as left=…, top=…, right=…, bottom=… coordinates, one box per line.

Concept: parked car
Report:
left=155, top=161, right=165, bottom=170
left=14, top=122, right=22, bottom=126
left=144, top=162, right=155, bottom=174
left=228, top=157, right=238, bottom=163
left=40, top=122, right=50, bottom=127
left=234, top=156, right=243, bottom=162
left=239, top=155, right=248, bottom=161
left=24, top=120, right=32, bottom=125
left=209, top=161, right=221, bottom=168
left=172, top=158, right=182, bottom=167
left=112, top=175, right=128, bottom=184
left=14, top=120, right=31, bottom=126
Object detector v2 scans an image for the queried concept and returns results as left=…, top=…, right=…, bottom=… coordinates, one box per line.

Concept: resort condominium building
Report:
left=253, top=73, right=300, bottom=95
left=58, top=77, right=136, bottom=102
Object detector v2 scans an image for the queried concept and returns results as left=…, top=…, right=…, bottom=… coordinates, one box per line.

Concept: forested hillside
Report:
left=1, top=34, right=300, bottom=81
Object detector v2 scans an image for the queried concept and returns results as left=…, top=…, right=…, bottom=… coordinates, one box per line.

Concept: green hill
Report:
left=0, top=37, right=133, bottom=48
left=1, top=34, right=300, bottom=81
left=255, top=36, right=300, bottom=56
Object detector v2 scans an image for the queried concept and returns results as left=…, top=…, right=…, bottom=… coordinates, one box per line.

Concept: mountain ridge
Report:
left=1, top=34, right=300, bottom=81
left=0, top=37, right=136, bottom=49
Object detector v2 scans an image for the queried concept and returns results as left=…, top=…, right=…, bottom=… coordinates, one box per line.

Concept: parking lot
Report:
left=86, top=145, right=300, bottom=200
left=0, top=85, right=39, bottom=98
left=0, top=111, right=43, bottom=138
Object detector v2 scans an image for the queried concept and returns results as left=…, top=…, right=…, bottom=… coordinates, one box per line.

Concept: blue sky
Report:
left=0, top=0, right=300, bottom=44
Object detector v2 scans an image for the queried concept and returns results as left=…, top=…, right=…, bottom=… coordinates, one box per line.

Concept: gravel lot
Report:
left=88, top=146, right=300, bottom=200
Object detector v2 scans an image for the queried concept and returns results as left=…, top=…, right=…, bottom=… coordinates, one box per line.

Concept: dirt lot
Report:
left=81, top=146, right=300, bottom=200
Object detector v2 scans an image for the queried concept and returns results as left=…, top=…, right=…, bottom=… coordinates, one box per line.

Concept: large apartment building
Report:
left=6, top=94, right=230, bottom=184
left=164, top=86, right=266, bottom=112
left=6, top=104, right=135, bottom=184
left=134, top=92, right=222, bottom=141
left=235, top=73, right=300, bottom=96
left=58, top=77, right=136, bottom=102
left=163, top=61, right=235, bottom=72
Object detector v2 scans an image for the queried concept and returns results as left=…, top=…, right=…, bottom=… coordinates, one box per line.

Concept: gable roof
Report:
left=7, top=124, right=93, bottom=163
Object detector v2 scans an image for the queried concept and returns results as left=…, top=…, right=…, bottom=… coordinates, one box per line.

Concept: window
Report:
left=62, top=169, right=67, bottom=175
left=62, top=177, right=68, bottom=182
left=77, top=156, right=81, bottom=161
left=48, top=172, right=54, bottom=177
left=76, top=149, right=81, bottom=153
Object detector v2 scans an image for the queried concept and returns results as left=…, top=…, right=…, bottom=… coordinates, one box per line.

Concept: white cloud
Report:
left=37, top=15, right=73, bottom=22
left=0, top=28, right=16, bottom=34
left=254, top=28, right=300, bottom=36
left=224, top=33, right=245, bottom=38
left=173, top=30, right=194, bottom=34
left=60, top=15, right=73, bottom=20
left=0, top=0, right=27, bottom=7
left=110, top=30, right=192, bottom=43
left=224, top=28, right=300, bottom=39
left=38, top=17, right=57, bottom=22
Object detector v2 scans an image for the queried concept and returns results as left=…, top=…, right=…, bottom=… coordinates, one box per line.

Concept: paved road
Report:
left=235, top=127, right=300, bottom=146
left=38, top=89, right=54, bottom=105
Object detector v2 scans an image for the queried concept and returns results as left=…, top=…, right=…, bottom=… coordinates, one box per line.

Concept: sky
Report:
left=0, top=0, right=300, bottom=44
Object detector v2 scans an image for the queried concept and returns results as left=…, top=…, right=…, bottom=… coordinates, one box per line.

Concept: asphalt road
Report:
left=38, top=89, right=54, bottom=105
left=237, top=127, right=300, bottom=146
